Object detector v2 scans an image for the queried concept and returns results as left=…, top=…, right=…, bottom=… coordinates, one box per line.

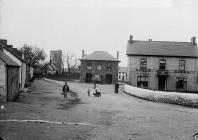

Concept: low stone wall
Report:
left=124, top=84, right=198, bottom=108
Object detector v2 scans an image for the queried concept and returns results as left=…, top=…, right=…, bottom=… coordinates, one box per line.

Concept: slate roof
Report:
left=80, top=51, right=120, bottom=62
left=126, top=40, right=198, bottom=58
left=3, top=46, right=28, bottom=63
left=0, top=51, right=20, bottom=67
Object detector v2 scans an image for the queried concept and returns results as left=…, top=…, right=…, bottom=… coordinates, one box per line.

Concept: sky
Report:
left=0, top=0, right=198, bottom=66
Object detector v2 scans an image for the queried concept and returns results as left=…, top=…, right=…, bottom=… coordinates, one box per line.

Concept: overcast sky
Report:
left=0, top=0, right=198, bottom=66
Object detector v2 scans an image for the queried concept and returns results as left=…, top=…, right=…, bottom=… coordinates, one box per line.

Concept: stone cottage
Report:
left=0, top=51, right=20, bottom=102
left=1, top=40, right=27, bottom=90
left=79, top=51, right=120, bottom=84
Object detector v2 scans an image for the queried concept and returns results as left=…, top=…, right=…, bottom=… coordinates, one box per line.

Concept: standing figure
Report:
left=114, top=83, right=119, bottom=93
left=87, top=89, right=90, bottom=96
left=63, top=82, right=68, bottom=98
left=93, top=82, right=97, bottom=89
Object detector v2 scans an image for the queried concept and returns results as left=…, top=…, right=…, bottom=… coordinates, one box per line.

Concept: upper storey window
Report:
left=87, top=62, right=92, bottom=70
left=179, top=60, right=185, bottom=71
left=97, top=64, right=102, bottom=70
left=140, top=59, right=147, bottom=70
left=107, top=64, right=112, bottom=71
left=159, top=59, right=166, bottom=70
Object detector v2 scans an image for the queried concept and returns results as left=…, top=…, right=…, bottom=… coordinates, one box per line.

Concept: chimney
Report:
left=117, top=51, right=119, bottom=60
left=129, top=35, right=133, bottom=44
left=7, top=45, right=13, bottom=49
left=191, top=37, right=197, bottom=46
left=0, top=39, right=7, bottom=45
left=82, top=50, right=85, bottom=58
left=149, top=38, right=152, bottom=42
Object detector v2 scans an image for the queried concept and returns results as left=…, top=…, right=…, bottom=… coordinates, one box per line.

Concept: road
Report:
left=0, top=79, right=197, bottom=140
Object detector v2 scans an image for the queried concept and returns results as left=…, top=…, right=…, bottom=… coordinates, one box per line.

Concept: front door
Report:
left=158, top=77, right=166, bottom=90
left=105, top=74, right=112, bottom=84
left=85, top=73, right=92, bottom=83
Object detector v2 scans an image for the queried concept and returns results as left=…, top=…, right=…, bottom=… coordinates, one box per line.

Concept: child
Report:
left=62, top=82, right=68, bottom=98
left=87, top=89, right=90, bottom=96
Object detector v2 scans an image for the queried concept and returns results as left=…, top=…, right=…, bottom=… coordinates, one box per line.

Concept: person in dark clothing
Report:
left=63, top=82, right=68, bottom=98
left=87, top=89, right=90, bottom=96
left=114, top=83, right=119, bottom=93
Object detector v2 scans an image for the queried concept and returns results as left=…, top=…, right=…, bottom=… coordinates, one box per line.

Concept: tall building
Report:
left=126, top=35, right=198, bottom=92
left=50, top=50, right=63, bottom=74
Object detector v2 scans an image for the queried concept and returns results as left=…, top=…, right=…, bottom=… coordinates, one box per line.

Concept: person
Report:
left=93, top=82, right=97, bottom=89
left=87, top=89, right=90, bottom=96
left=62, top=82, right=68, bottom=98
left=114, top=82, right=119, bottom=93
left=94, top=87, right=101, bottom=97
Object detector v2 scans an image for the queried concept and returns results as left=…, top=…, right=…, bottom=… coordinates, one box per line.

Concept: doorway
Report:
left=105, top=74, right=112, bottom=84
left=85, top=73, right=92, bottom=83
left=158, top=77, right=166, bottom=90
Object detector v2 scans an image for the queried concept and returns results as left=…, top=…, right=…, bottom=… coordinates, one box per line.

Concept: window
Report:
left=176, top=77, right=187, bottom=89
left=107, top=64, right=112, bottom=71
left=137, top=76, right=148, bottom=88
left=97, top=64, right=102, bottom=70
left=179, top=60, right=185, bottom=71
left=159, top=59, right=166, bottom=70
left=140, top=59, right=147, bottom=70
left=87, top=62, right=92, bottom=70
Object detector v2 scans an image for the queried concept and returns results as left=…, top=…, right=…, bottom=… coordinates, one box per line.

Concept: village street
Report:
left=0, top=79, right=198, bottom=140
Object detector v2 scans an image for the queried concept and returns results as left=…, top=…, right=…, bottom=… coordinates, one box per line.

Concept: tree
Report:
left=62, top=52, right=79, bottom=79
left=20, top=44, right=47, bottom=66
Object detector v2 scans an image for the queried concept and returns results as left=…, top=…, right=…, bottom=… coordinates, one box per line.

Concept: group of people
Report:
left=87, top=82, right=99, bottom=97
left=62, top=81, right=119, bottom=98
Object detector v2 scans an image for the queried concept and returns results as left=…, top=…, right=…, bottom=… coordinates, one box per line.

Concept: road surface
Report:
left=0, top=79, right=197, bottom=140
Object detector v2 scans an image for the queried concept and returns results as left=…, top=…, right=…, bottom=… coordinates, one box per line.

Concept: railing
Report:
left=157, top=70, right=169, bottom=76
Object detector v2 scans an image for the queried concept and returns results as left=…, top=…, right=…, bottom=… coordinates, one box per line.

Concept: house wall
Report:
left=127, top=55, right=198, bottom=92
left=21, top=62, right=26, bottom=88
left=0, top=59, right=7, bottom=102
left=118, top=72, right=127, bottom=82
left=80, top=60, right=119, bottom=84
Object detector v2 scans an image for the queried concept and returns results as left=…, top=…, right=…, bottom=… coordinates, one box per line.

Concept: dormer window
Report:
left=140, top=58, right=147, bottom=70
left=97, top=64, right=102, bottom=70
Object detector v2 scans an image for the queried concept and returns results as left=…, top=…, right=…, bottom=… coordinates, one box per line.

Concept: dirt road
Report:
left=0, top=79, right=197, bottom=140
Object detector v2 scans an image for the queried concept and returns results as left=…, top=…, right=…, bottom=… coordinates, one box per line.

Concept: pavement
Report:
left=0, top=79, right=198, bottom=140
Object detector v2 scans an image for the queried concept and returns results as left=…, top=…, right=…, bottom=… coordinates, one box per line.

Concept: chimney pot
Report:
left=117, top=51, right=119, bottom=60
left=129, top=35, right=133, bottom=44
left=191, top=37, right=196, bottom=45
left=82, top=50, right=85, bottom=58
left=149, top=38, right=152, bottom=41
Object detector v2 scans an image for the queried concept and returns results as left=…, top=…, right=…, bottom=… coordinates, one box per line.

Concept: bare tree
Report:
left=62, top=52, right=79, bottom=79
